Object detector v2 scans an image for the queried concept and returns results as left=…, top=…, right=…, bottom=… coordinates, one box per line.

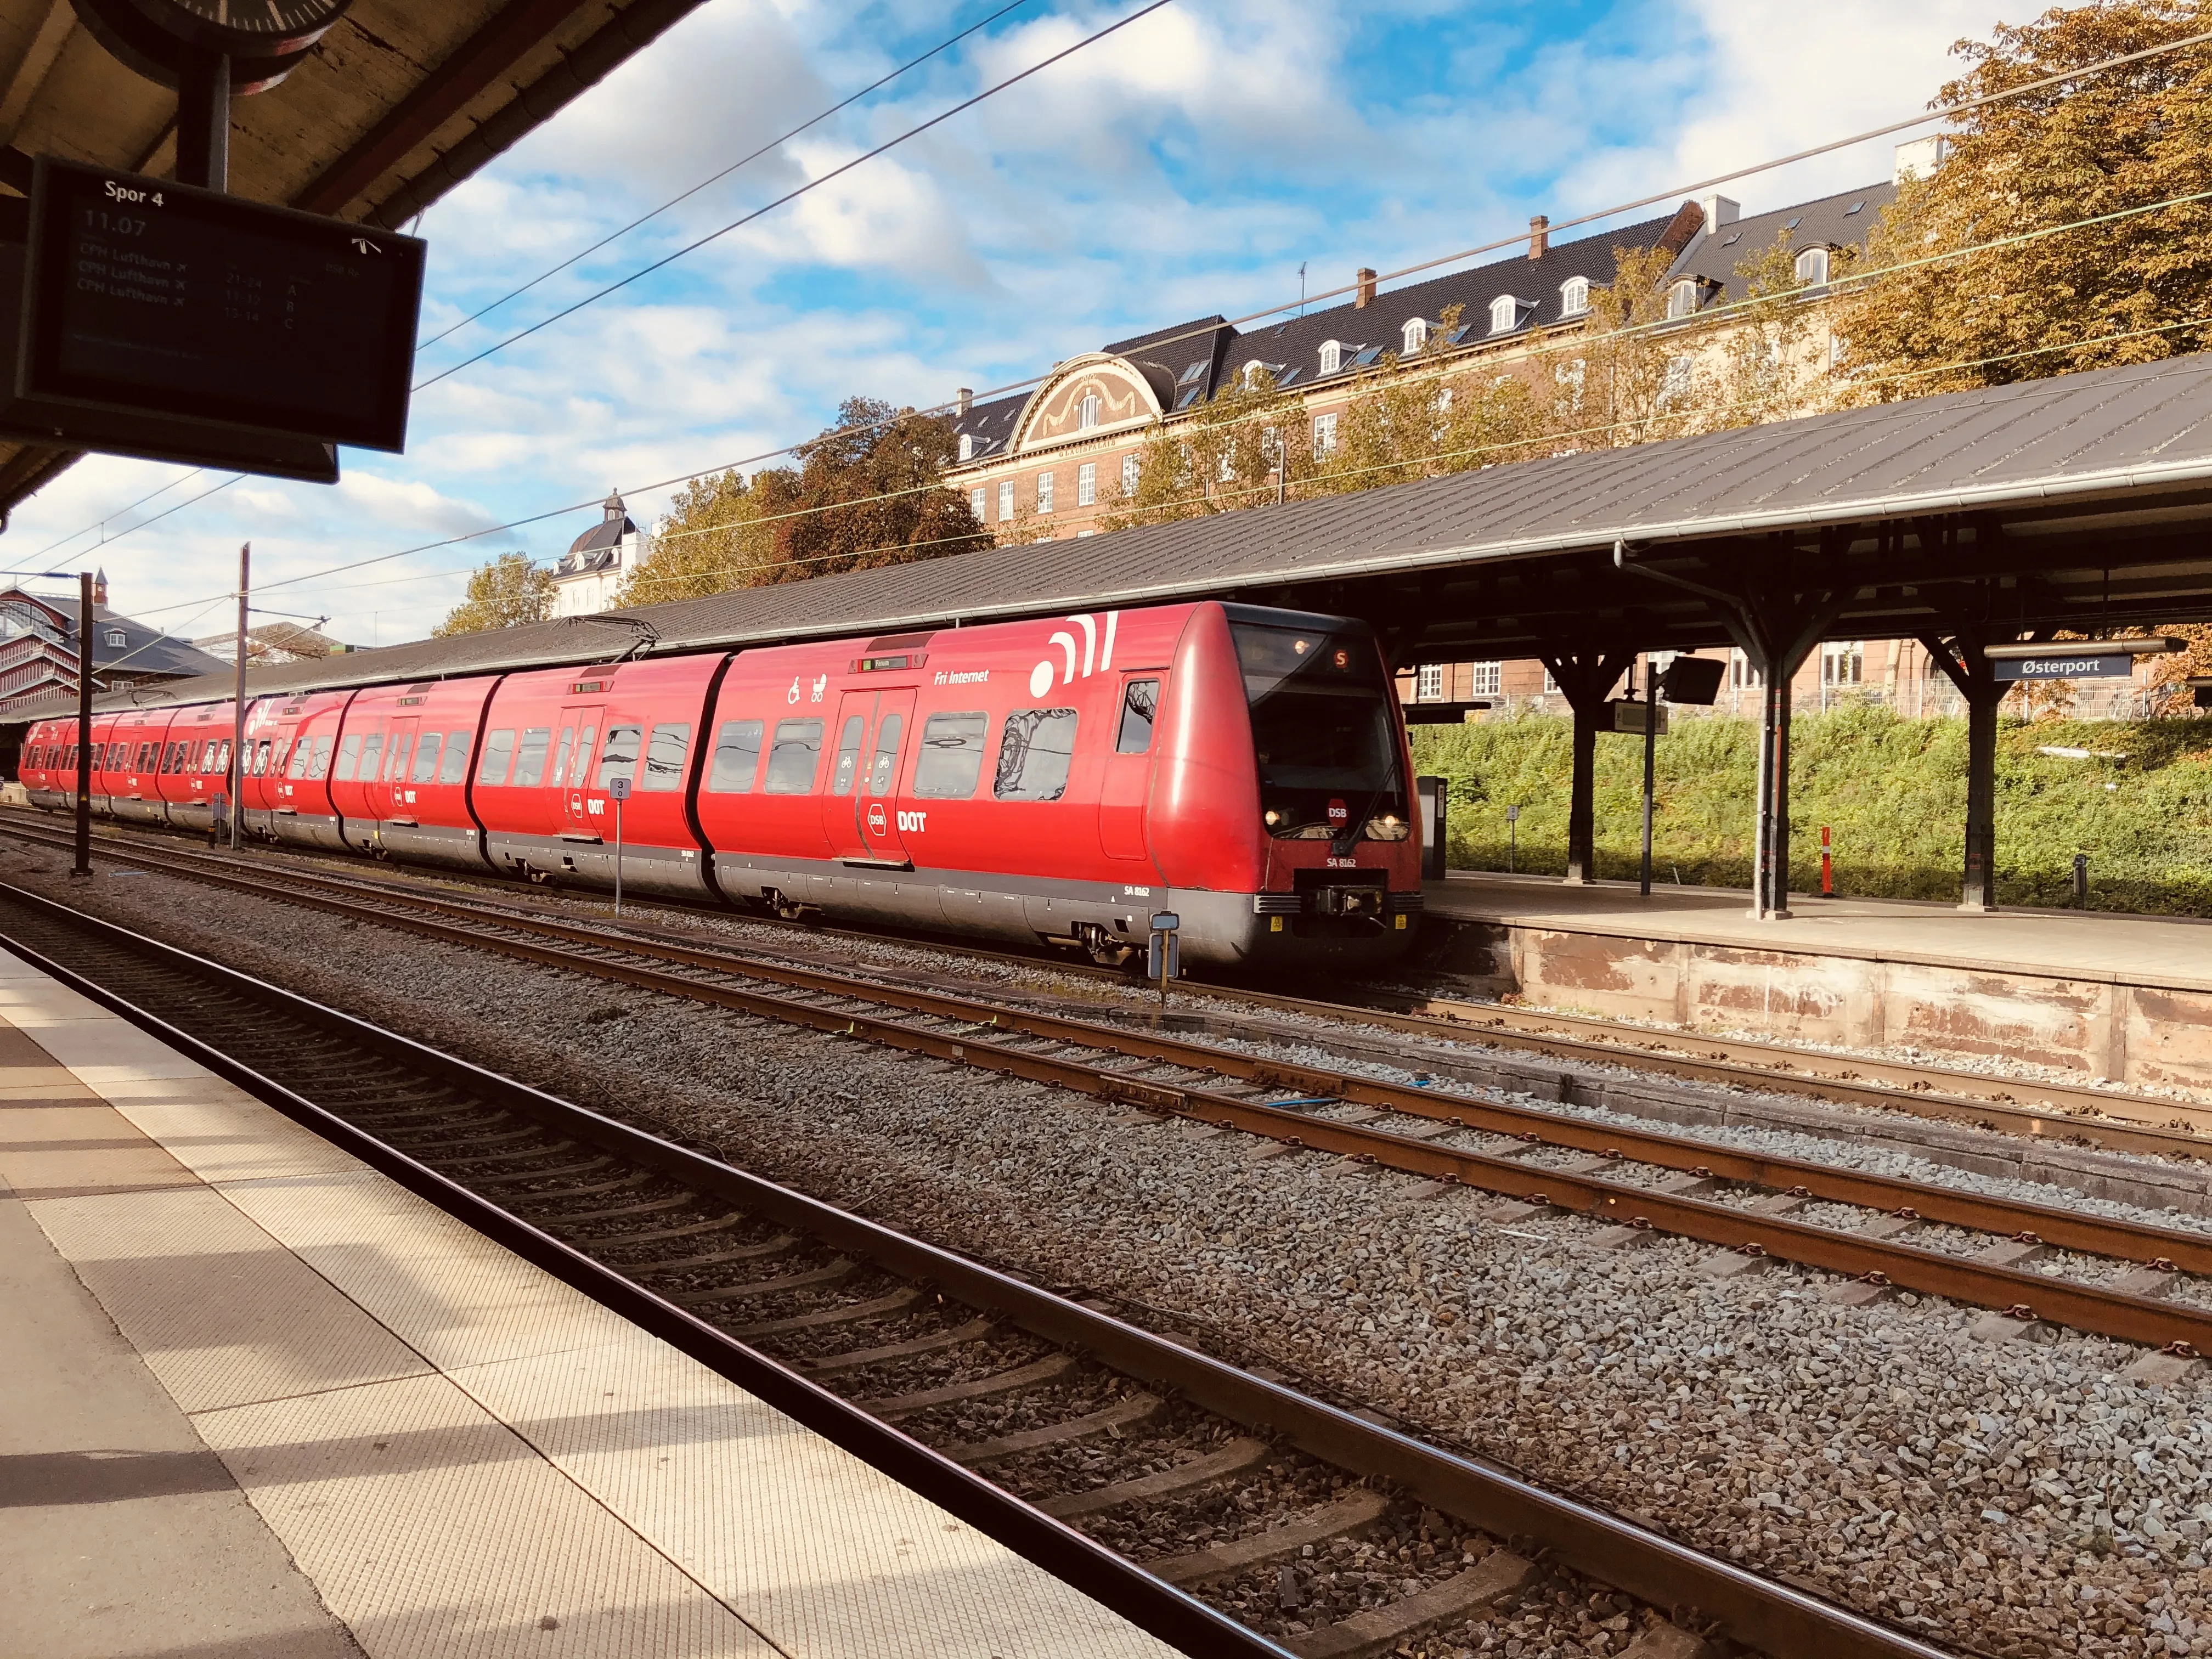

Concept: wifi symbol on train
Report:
left=1028, top=611, right=1120, bottom=699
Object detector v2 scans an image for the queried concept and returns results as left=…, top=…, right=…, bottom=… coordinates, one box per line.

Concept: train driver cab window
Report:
left=764, top=718, right=823, bottom=794
left=476, top=730, right=515, bottom=785
left=994, top=709, right=1078, bottom=801
left=707, top=720, right=763, bottom=793
left=594, top=725, right=640, bottom=791
left=1116, top=680, right=1160, bottom=754
left=512, top=727, right=552, bottom=787
left=411, top=733, right=443, bottom=783
left=641, top=724, right=690, bottom=791
left=438, top=731, right=471, bottom=783
left=865, top=714, right=902, bottom=795
left=913, top=712, right=988, bottom=798
left=829, top=715, right=865, bottom=795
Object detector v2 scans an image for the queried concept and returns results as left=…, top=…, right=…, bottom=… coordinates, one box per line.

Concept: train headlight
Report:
left=1364, top=814, right=1411, bottom=842
left=1263, top=807, right=1282, bottom=828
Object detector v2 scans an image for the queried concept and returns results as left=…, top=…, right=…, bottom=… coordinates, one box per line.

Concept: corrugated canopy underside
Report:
left=33, top=353, right=2212, bottom=720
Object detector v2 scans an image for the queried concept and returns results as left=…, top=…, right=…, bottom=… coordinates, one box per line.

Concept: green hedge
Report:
left=1410, top=705, right=2212, bottom=916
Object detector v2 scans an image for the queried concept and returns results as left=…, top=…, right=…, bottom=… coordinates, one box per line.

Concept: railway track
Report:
left=7, top=817, right=2210, bottom=1359
left=0, top=878, right=1953, bottom=1659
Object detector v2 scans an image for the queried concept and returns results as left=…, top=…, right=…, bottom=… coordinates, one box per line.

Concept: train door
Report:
left=556, top=702, right=602, bottom=838
left=376, top=718, right=418, bottom=823
left=1099, top=673, right=1161, bottom=862
left=822, top=688, right=914, bottom=865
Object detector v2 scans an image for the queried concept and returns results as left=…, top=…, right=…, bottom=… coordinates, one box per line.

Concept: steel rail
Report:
left=0, top=877, right=1956, bottom=1659
left=6, top=812, right=2200, bottom=1160
left=19, top=828, right=2212, bottom=1353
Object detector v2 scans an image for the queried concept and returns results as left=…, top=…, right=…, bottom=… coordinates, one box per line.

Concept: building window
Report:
left=1822, top=642, right=1864, bottom=685
left=1667, top=279, right=1702, bottom=320
left=1318, top=340, right=1344, bottom=375
left=1661, top=354, right=1694, bottom=406
left=1121, top=453, right=1139, bottom=496
left=1471, top=661, right=1502, bottom=697
left=958, top=432, right=974, bottom=461
left=104, top=629, right=126, bottom=647
left=1402, top=317, right=1428, bottom=354
left=1036, top=471, right=1054, bottom=514
left=1488, top=295, right=1517, bottom=334
left=970, top=487, right=986, bottom=521
left=1542, top=666, right=1560, bottom=695
left=1077, top=462, right=1096, bottom=506
left=1559, top=276, right=1589, bottom=316
left=1312, top=411, right=1339, bottom=458
left=1830, top=332, right=1847, bottom=366
left=998, top=479, right=1014, bottom=521
left=1795, top=246, right=1830, bottom=285
left=1079, top=393, right=1100, bottom=429
left=1415, top=664, right=1444, bottom=701
left=1177, top=359, right=1207, bottom=386
left=1730, top=648, right=1762, bottom=688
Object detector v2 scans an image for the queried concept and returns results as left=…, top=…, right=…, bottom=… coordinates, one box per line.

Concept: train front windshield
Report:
left=1231, top=622, right=1408, bottom=841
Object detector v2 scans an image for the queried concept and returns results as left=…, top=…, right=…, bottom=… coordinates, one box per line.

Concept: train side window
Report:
left=550, top=726, right=575, bottom=788
left=438, top=731, right=471, bottom=784
left=912, top=712, right=988, bottom=799
left=641, top=723, right=690, bottom=791
left=828, top=715, right=865, bottom=795
left=411, top=732, right=443, bottom=783
left=865, top=713, right=903, bottom=795
left=764, top=718, right=824, bottom=794
left=354, top=733, right=381, bottom=781
left=573, top=726, right=596, bottom=786
left=1116, top=679, right=1160, bottom=754
left=476, top=729, right=515, bottom=785
left=994, top=709, right=1079, bottom=801
left=212, top=741, right=231, bottom=775
left=594, top=725, right=640, bottom=790
left=707, top=720, right=763, bottom=793
left=310, top=736, right=334, bottom=778
left=286, top=738, right=313, bottom=779
left=251, top=739, right=273, bottom=776
left=512, top=727, right=552, bottom=787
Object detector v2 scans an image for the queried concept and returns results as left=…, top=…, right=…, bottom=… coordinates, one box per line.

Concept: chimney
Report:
left=956, top=387, right=973, bottom=417
left=1893, top=135, right=1950, bottom=184
left=1355, top=267, right=1376, bottom=308
left=1697, top=194, right=1740, bottom=236
left=1528, top=215, right=1549, bottom=259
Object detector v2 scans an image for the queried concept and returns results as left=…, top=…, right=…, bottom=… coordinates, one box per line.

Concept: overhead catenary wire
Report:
left=52, top=24, right=2212, bottom=614
left=416, top=0, right=1041, bottom=352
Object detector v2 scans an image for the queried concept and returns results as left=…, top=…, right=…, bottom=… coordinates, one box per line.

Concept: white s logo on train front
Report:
left=1029, top=611, right=1121, bottom=699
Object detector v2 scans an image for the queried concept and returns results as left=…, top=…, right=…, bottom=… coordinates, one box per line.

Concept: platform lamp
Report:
left=67, top=0, right=353, bottom=191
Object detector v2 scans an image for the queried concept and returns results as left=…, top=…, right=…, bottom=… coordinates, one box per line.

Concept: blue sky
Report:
left=12, top=0, right=2010, bottom=647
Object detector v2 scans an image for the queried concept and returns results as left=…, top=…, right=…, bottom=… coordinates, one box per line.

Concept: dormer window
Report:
left=1177, top=359, right=1208, bottom=386
left=957, top=432, right=974, bottom=461
left=104, top=629, right=126, bottom=647
left=1079, top=393, right=1100, bottom=429
left=1318, top=340, right=1344, bottom=375
left=1488, top=295, right=1517, bottom=334
left=1402, top=317, right=1429, bottom=353
left=1559, top=276, right=1589, bottom=317
left=1666, top=279, right=1703, bottom=320
left=1794, top=246, right=1831, bottom=285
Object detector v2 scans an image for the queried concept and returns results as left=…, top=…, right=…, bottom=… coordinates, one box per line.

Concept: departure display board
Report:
left=20, top=157, right=425, bottom=453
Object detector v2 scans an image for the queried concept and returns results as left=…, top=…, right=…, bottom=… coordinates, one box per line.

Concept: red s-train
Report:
left=21, top=601, right=1423, bottom=970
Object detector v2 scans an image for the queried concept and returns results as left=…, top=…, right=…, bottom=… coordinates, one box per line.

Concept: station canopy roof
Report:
left=32, top=350, right=2212, bottom=721
left=0, top=0, right=707, bottom=517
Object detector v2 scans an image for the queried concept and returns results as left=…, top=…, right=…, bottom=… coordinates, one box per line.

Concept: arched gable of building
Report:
left=1011, top=354, right=1166, bottom=455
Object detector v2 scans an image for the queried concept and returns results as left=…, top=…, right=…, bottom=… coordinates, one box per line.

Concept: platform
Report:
left=0, top=946, right=1177, bottom=1659
left=1418, top=872, right=2212, bottom=1092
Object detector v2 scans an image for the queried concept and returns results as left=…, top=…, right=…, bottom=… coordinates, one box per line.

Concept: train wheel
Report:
left=1079, top=923, right=1132, bottom=968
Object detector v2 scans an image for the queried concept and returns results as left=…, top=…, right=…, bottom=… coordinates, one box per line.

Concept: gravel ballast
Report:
left=10, top=842, right=2210, bottom=1658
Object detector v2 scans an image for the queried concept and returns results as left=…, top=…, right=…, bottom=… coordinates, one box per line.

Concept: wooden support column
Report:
left=1538, top=646, right=1636, bottom=884
left=1920, top=629, right=2004, bottom=912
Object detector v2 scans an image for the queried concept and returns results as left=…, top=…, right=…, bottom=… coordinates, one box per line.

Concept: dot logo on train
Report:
left=21, top=601, right=1421, bottom=971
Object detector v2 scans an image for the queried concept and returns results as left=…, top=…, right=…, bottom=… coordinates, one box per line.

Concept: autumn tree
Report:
left=1837, top=2, right=2212, bottom=396
left=749, top=396, right=990, bottom=584
left=434, top=551, right=553, bottom=636
left=1096, top=369, right=1310, bottom=531
left=618, top=469, right=768, bottom=606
